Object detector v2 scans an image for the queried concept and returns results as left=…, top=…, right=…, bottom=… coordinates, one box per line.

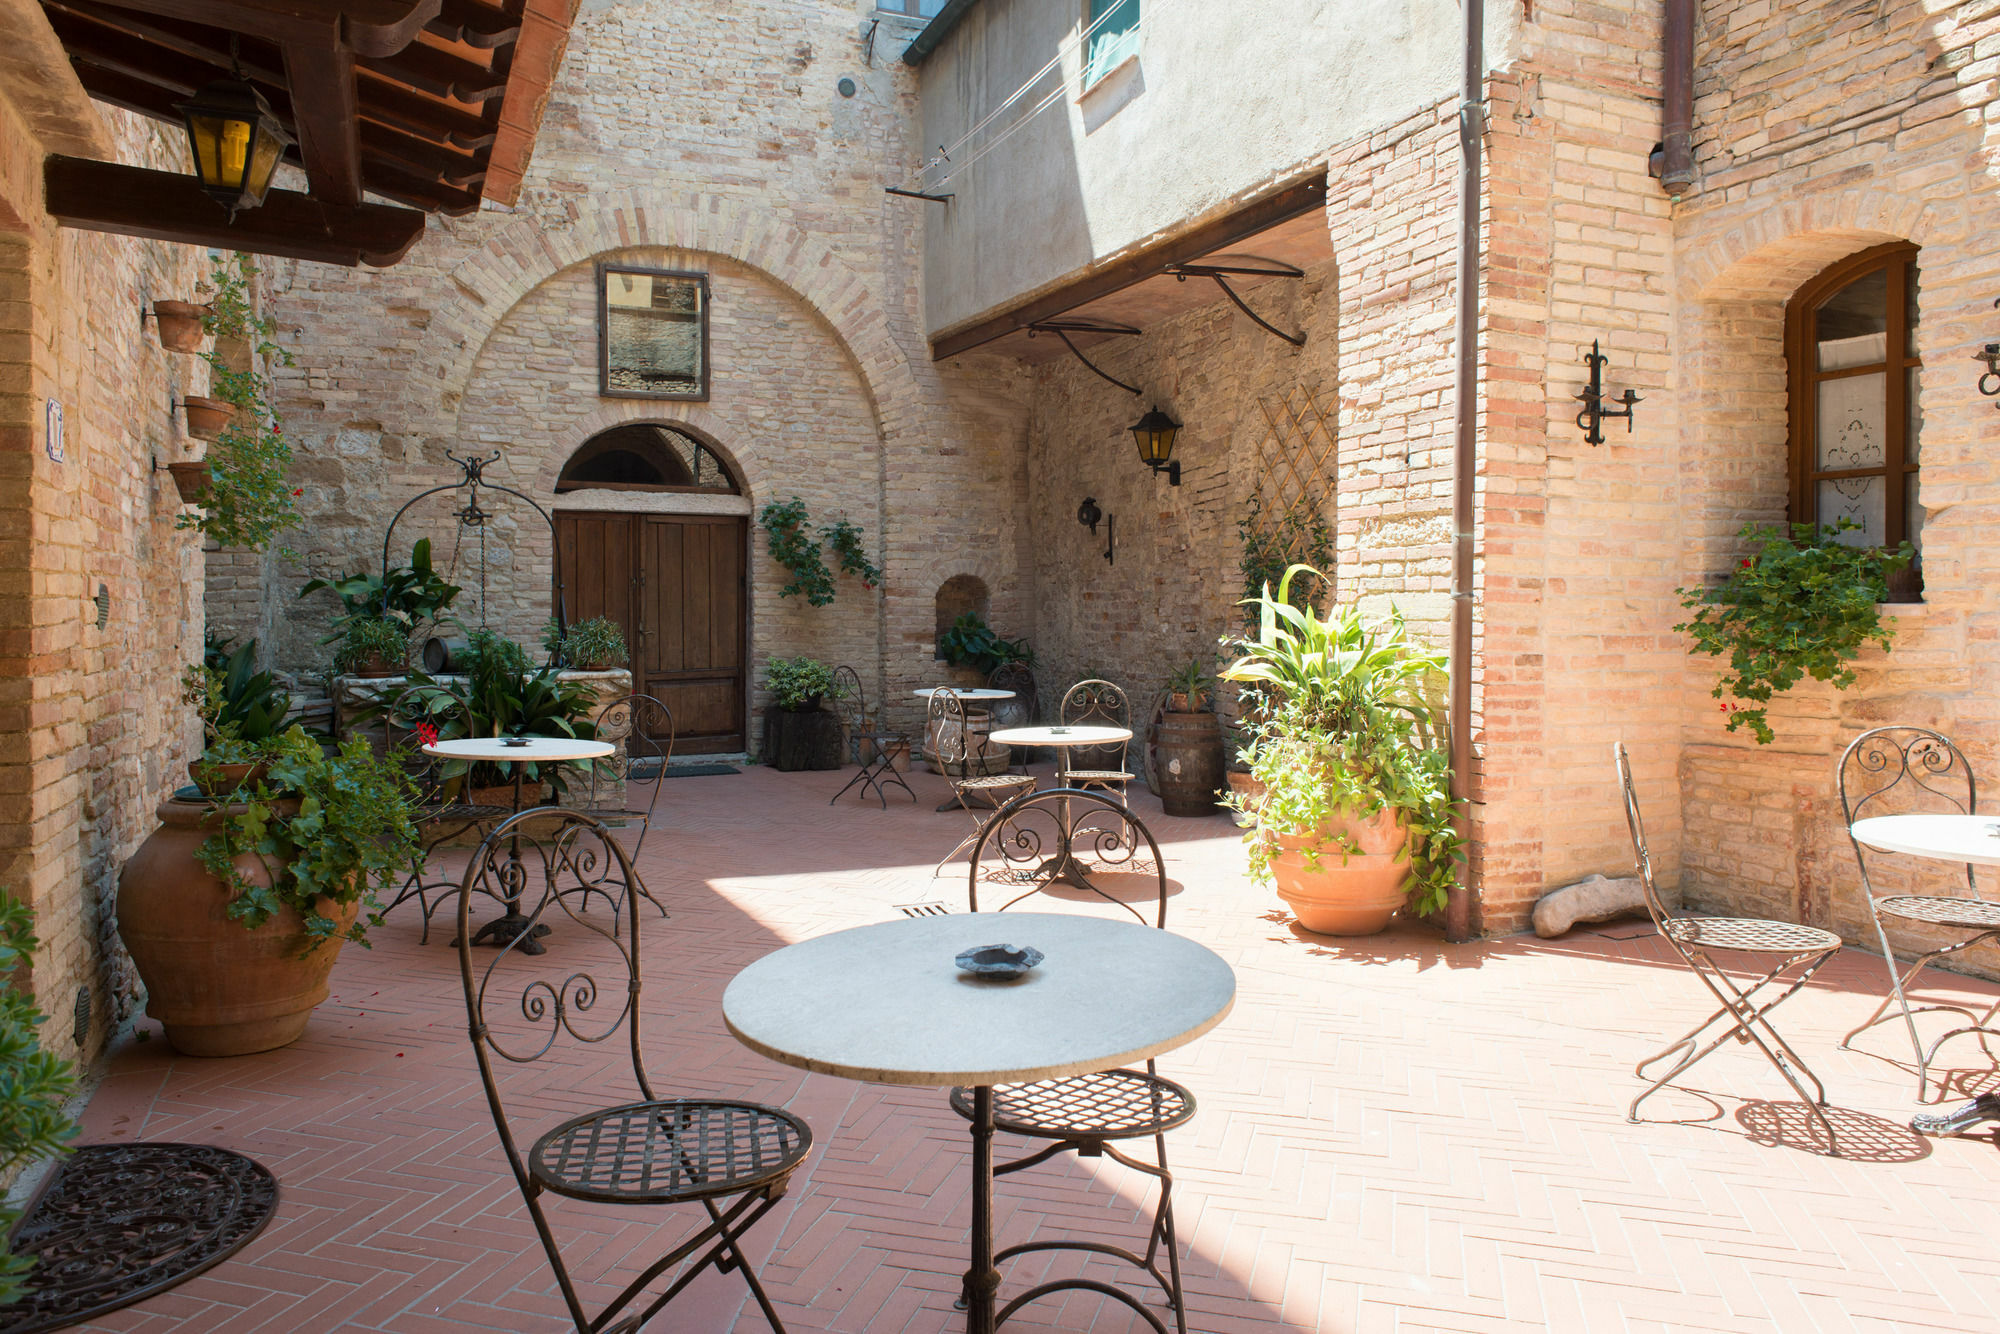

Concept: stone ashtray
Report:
left=501, top=736, right=532, bottom=748
left=1047, top=727, right=1072, bottom=735
left=956, top=944, right=1045, bottom=980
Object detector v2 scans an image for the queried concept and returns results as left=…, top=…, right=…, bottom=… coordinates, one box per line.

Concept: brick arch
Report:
left=528, top=402, right=761, bottom=501
left=414, top=188, right=925, bottom=441
left=1679, top=190, right=1943, bottom=303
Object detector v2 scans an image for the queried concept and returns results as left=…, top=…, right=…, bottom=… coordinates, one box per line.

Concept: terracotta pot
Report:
left=463, top=781, right=548, bottom=810
left=186, top=759, right=268, bottom=797
left=165, top=460, right=210, bottom=504
left=118, top=798, right=358, bottom=1057
left=181, top=395, right=235, bottom=441
left=1151, top=709, right=1225, bottom=817
left=347, top=651, right=405, bottom=679
left=1225, top=771, right=1264, bottom=828
left=1267, top=806, right=1412, bottom=936
left=153, top=300, right=208, bottom=353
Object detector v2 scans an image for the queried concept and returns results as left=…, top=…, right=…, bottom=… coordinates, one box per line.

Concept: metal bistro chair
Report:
left=1615, top=743, right=1843, bottom=1148
left=828, top=665, right=915, bottom=809
left=1837, top=725, right=2000, bottom=1094
left=930, top=688, right=1036, bottom=876
left=950, top=788, right=1193, bottom=1334
left=455, top=810, right=812, bottom=1334
left=571, top=693, right=674, bottom=860
left=380, top=711, right=514, bottom=942
left=1059, top=679, right=1135, bottom=802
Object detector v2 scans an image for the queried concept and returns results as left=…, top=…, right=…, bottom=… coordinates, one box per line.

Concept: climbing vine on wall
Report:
left=757, top=498, right=881, bottom=607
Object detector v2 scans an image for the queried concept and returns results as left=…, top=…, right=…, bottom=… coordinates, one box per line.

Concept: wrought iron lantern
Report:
left=176, top=77, right=292, bottom=218
left=1129, top=406, right=1182, bottom=486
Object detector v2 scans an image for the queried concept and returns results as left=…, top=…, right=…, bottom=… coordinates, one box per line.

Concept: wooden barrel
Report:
left=1152, top=710, right=1225, bottom=816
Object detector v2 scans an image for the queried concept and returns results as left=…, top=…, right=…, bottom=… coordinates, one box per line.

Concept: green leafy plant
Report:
left=182, top=254, right=298, bottom=550
left=937, top=613, right=1034, bottom=674
left=334, top=616, right=410, bottom=674
left=757, top=498, right=882, bottom=605
left=300, top=538, right=461, bottom=632
left=377, top=629, right=600, bottom=796
left=194, top=728, right=421, bottom=948
left=1675, top=521, right=1915, bottom=745
left=183, top=639, right=291, bottom=746
left=202, top=628, right=238, bottom=672
left=0, top=890, right=78, bottom=1305
left=1220, top=565, right=1459, bottom=917
left=1238, top=497, right=1333, bottom=629
left=765, top=656, right=835, bottom=711
left=1164, top=657, right=1216, bottom=711
left=543, top=616, right=628, bottom=670
left=824, top=519, right=882, bottom=589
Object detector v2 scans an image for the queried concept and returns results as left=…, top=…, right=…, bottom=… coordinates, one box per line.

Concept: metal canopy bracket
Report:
left=1164, top=260, right=1307, bottom=346
left=885, top=186, right=952, bottom=203
left=1027, top=317, right=1143, bottom=395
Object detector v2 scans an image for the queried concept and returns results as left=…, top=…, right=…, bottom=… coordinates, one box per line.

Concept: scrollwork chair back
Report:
left=968, top=787, right=1167, bottom=925
left=1059, top=677, right=1133, bottom=779
left=1839, top=725, right=1979, bottom=893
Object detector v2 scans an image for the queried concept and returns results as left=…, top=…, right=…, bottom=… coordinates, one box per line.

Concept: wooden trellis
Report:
left=1254, top=383, right=1337, bottom=522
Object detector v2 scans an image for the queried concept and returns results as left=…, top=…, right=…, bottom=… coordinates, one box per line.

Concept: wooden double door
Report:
left=555, top=512, right=747, bottom=754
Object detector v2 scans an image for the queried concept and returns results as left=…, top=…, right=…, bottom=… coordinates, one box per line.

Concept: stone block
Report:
left=1531, top=874, right=1661, bottom=939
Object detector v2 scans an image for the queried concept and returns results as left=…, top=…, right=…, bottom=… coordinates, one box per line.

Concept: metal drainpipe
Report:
left=1446, top=0, right=1483, bottom=944
left=1660, top=0, right=1695, bottom=197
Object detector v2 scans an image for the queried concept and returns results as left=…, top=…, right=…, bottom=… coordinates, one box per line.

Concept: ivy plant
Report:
left=183, top=254, right=299, bottom=551
left=1675, top=521, right=1915, bottom=745
left=1238, top=496, right=1333, bottom=629
left=824, top=518, right=882, bottom=589
left=0, top=891, right=78, bottom=1306
left=756, top=498, right=882, bottom=606
left=937, top=613, right=1033, bottom=674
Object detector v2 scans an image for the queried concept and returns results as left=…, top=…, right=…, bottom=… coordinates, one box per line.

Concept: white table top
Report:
left=422, top=737, right=615, bottom=763
left=723, top=912, right=1235, bottom=1087
left=989, top=725, right=1132, bottom=748
left=1851, top=813, right=2000, bottom=867
left=912, top=687, right=1015, bottom=701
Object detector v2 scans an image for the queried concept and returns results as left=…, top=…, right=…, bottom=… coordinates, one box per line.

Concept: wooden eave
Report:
left=37, top=0, right=576, bottom=262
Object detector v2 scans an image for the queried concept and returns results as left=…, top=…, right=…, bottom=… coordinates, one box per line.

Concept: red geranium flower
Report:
left=414, top=722, right=439, bottom=747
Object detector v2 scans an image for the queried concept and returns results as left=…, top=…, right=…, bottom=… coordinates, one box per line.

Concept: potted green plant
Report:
left=1675, top=520, right=1915, bottom=744
left=543, top=616, right=629, bottom=671
left=182, top=638, right=292, bottom=795
left=1220, top=566, right=1458, bottom=936
left=0, top=890, right=76, bottom=1300
left=381, top=629, right=601, bottom=804
left=178, top=254, right=300, bottom=551
left=763, top=656, right=842, bottom=771
left=1152, top=657, right=1225, bottom=817
left=117, top=727, right=421, bottom=1056
left=335, top=616, right=411, bottom=677
left=152, top=299, right=209, bottom=353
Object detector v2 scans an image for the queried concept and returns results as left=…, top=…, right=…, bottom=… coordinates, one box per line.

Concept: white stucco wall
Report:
left=914, top=0, right=1521, bottom=335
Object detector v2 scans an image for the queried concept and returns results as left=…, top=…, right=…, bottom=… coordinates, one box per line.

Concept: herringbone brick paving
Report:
left=71, top=764, right=2000, bottom=1332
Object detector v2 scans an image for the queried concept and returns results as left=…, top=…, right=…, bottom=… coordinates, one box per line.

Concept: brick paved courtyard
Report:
left=70, top=763, right=2000, bottom=1333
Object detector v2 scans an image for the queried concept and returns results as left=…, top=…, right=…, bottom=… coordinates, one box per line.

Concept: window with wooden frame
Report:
left=599, top=265, right=709, bottom=400
left=556, top=424, right=740, bottom=495
left=1785, top=242, right=1922, bottom=553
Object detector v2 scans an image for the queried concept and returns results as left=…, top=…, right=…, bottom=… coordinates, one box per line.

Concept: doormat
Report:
left=0, top=1143, right=278, bottom=1333
left=663, top=764, right=740, bottom=778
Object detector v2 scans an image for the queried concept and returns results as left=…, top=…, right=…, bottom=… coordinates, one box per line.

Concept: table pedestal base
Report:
left=466, top=913, right=551, bottom=955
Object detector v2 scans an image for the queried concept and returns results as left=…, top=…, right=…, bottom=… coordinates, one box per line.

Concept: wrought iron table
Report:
left=917, top=687, right=1017, bottom=811
left=722, top=912, right=1234, bottom=1334
left=422, top=736, right=614, bottom=954
left=988, top=725, right=1135, bottom=890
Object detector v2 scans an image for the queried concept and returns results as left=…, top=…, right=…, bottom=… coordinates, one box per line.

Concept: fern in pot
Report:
left=1220, top=566, right=1459, bottom=936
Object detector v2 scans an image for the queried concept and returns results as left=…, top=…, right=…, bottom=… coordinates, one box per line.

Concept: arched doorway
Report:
left=554, top=424, right=749, bottom=753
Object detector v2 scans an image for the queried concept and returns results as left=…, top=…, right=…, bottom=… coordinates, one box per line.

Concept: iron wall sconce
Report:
left=1130, top=406, right=1182, bottom=485
left=1975, top=322, right=2000, bottom=401
left=1573, top=340, right=1641, bottom=446
left=1077, top=497, right=1102, bottom=535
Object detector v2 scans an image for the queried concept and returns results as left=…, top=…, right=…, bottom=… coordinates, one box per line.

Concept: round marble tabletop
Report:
left=988, top=724, right=1132, bottom=749
left=1851, top=813, right=2000, bottom=867
left=723, top=912, right=1235, bottom=1087
left=422, top=737, right=615, bottom=764
left=912, top=687, right=1015, bottom=701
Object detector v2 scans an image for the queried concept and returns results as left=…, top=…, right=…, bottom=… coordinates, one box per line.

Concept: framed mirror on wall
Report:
left=598, top=264, right=709, bottom=400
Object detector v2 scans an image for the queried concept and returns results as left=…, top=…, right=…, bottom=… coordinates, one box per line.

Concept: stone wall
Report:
left=1664, top=0, right=2000, bottom=978
left=0, top=77, right=207, bottom=1063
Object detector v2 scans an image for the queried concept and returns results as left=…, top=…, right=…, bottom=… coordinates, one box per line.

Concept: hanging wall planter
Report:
left=165, top=460, right=211, bottom=505
left=152, top=301, right=209, bottom=354
left=181, top=395, right=235, bottom=441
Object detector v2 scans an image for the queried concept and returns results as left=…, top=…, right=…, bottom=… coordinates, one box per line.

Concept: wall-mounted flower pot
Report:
left=181, top=395, right=235, bottom=441
left=153, top=301, right=209, bottom=354
left=165, top=460, right=211, bottom=505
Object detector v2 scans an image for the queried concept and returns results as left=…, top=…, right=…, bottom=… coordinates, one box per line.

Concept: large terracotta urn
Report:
left=118, top=797, right=358, bottom=1057
left=1268, top=806, right=1412, bottom=936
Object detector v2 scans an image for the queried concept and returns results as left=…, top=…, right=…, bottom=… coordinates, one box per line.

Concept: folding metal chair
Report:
left=1836, top=725, right=2000, bottom=1095
left=929, top=688, right=1034, bottom=875
left=1058, top=678, right=1136, bottom=802
left=828, top=665, right=915, bottom=808
left=455, top=810, right=811, bottom=1333
left=1614, top=743, right=1843, bottom=1147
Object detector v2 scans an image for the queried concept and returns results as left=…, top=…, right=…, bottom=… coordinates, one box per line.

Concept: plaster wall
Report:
left=914, top=0, right=1523, bottom=335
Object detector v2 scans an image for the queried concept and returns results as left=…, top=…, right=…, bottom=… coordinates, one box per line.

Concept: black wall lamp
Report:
left=1077, top=497, right=1113, bottom=564
left=1974, top=299, right=2000, bottom=403
left=1573, top=340, right=1641, bottom=446
left=1130, top=407, right=1182, bottom=485
left=176, top=74, right=292, bottom=218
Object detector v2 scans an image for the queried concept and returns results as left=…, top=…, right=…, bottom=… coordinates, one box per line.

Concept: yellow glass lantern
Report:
left=1129, top=406, right=1182, bottom=486
left=176, top=78, right=293, bottom=218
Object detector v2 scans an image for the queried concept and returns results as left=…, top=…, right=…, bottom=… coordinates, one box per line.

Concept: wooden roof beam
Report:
left=426, top=0, right=519, bottom=49
left=45, top=153, right=427, bottom=266
left=80, top=0, right=441, bottom=58
left=354, top=70, right=495, bottom=146
left=359, top=40, right=506, bottom=102
left=282, top=43, right=362, bottom=205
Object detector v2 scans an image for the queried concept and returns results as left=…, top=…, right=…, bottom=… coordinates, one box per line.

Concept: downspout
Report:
left=1446, top=0, right=1482, bottom=943
left=1660, top=0, right=1695, bottom=197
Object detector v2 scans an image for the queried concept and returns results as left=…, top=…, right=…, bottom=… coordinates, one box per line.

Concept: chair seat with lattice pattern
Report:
left=1063, top=768, right=1135, bottom=787
left=948, top=1069, right=1195, bottom=1141
left=959, top=773, right=1035, bottom=800
left=1878, top=895, right=2000, bottom=930
left=532, top=1098, right=811, bottom=1205
left=1663, top=916, right=1842, bottom=954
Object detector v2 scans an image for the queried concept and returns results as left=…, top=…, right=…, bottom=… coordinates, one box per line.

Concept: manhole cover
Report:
left=0, top=1143, right=278, bottom=1333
